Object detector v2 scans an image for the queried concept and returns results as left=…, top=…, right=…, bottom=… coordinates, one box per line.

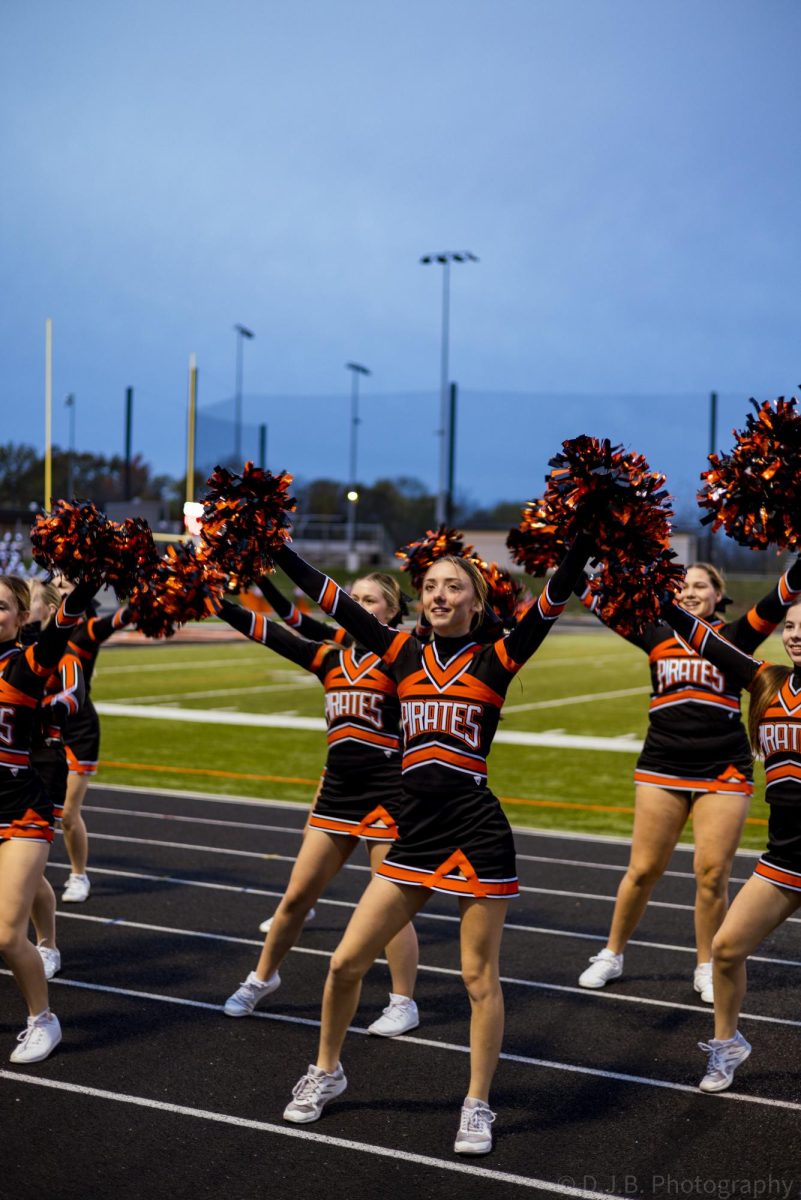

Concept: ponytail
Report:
left=748, top=664, right=792, bottom=755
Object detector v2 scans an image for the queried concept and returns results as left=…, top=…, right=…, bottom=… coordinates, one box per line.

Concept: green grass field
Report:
left=92, top=619, right=781, bottom=850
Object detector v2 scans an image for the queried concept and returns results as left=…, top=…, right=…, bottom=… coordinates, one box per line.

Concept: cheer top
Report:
left=66, top=604, right=131, bottom=694
left=577, top=563, right=801, bottom=785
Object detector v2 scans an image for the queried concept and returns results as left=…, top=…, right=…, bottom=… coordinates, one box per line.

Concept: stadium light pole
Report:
left=420, top=251, right=478, bottom=525
left=233, top=323, right=255, bottom=464
left=345, top=362, right=371, bottom=572
left=65, top=393, right=76, bottom=496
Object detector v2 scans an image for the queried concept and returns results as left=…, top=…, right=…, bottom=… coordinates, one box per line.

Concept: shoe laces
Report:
left=698, top=1040, right=735, bottom=1071
left=382, top=997, right=410, bottom=1016
left=292, top=1070, right=330, bottom=1105
left=16, top=1015, right=50, bottom=1046
left=460, top=1105, right=496, bottom=1134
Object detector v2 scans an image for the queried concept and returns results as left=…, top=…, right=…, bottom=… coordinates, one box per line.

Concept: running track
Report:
left=2, top=785, right=799, bottom=1200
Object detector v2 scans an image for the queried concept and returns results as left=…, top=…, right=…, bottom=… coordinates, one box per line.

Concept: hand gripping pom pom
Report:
left=508, top=435, right=683, bottom=636
left=199, top=463, right=296, bottom=587
left=395, top=526, right=475, bottom=590
left=698, top=397, right=801, bottom=550
left=104, top=518, right=161, bottom=598
left=30, top=500, right=118, bottom=584
left=128, top=544, right=226, bottom=639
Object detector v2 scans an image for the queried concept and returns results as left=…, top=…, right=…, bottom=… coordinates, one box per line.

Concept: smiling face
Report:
left=782, top=602, right=801, bottom=667
left=0, top=581, right=29, bottom=643
left=421, top=559, right=483, bottom=637
left=677, top=566, right=722, bottom=619
left=351, top=577, right=394, bottom=625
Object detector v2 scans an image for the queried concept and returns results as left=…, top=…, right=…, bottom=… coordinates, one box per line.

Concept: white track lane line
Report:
left=3, top=970, right=801, bottom=1103
left=70, top=829, right=793, bottom=921
left=81, top=803, right=757, bottom=887
left=0, top=1071, right=621, bottom=1200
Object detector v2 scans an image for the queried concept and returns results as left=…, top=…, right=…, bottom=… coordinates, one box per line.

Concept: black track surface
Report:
left=2, top=785, right=800, bottom=1200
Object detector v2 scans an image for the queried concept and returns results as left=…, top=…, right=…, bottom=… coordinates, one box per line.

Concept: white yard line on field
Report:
left=503, top=686, right=650, bottom=714
left=94, top=701, right=642, bottom=751
left=120, top=679, right=317, bottom=705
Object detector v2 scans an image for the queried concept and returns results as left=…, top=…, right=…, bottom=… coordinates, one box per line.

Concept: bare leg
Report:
left=711, top=875, right=801, bottom=1040
left=30, top=875, right=57, bottom=947
left=61, top=774, right=90, bottom=875
left=690, top=791, right=750, bottom=963
left=254, top=829, right=358, bottom=980
left=0, top=841, right=52, bottom=1015
left=606, top=786, right=689, bottom=954
left=367, top=840, right=418, bottom=998
left=459, top=898, right=509, bottom=1102
left=317, top=878, right=429, bottom=1072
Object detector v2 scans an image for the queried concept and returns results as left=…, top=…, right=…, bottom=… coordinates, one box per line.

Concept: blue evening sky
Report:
left=2, top=1, right=799, bottom=511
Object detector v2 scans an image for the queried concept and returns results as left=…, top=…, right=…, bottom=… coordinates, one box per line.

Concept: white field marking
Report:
left=0, top=1073, right=633, bottom=1200
left=82, top=803, right=755, bottom=888
left=89, top=782, right=763, bottom=858
left=522, top=652, right=638, bottom=670
left=121, top=678, right=318, bottom=705
left=502, top=686, right=650, bottom=715
left=93, top=701, right=642, bottom=752
left=52, top=902, right=801, bottom=975
left=98, top=656, right=268, bottom=675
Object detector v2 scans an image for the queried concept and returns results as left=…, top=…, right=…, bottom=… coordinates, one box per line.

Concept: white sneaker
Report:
left=367, top=993, right=420, bottom=1037
left=9, top=1011, right=62, bottom=1064
left=36, top=942, right=62, bottom=980
left=283, top=1063, right=347, bottom=1123
left=698, top=1031, right=752, bottom=1092
left=62, top=874, right=91, bottom=903
left=259, top=906, right=316, bottom=934
left=578, top=948, right=623, bottom=989
left=693, top=962, right=714, bottom=1004
left=223, top=970, right=281, bottom=1017
left=454, top=1098, right=496, bottom=1155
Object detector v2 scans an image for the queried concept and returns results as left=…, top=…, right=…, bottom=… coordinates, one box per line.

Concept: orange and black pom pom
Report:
left=199, top=462, right=296, bottom=588
left=698, top=397, right=801, bottom=550
left=128, top=544, right=225, bottom=639
left=30, top=500, right=116, bottom=582
left=395, top=526, right=474, bottom=590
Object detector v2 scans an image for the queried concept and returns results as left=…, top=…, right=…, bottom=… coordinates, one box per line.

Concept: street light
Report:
left=65, top=393, right=76, bottom=496
left=345, top=362, right=371, bottom=571
left=420, top=251, right=478, bottom=525
left=233, top=323, right=255, bottom=464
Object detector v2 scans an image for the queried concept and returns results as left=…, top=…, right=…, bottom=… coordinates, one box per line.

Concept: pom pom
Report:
left=698, top=397, right=801, bottom=550
left=395, top=526, right=474, bottom=590
left=128, top=544, right=225, bottom=639
left=30, top=500, right=116, bottom=582
left=591, top=552, right=686, bottom=638
left=468, top=557, right=524, bottom=626
left=506, top=499, right=566, bottom=576
left=103, top=517, right=161, bottom=598
left=199, top=462, right=296, bottom=587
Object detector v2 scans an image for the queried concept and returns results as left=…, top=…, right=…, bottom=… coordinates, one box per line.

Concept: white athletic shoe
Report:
left=693, top=962, right=714, bottom=1004
left=698, top=1031, right=751, bottom=1093
left=454, top=1098, right=496, bottom=1155
left=259, top=906, right=316, bottom=934
left=367, top=993, right=420, bottom=1037
left=62, top=874, right=91, bottom=903
left=36, top=942, right=62, bottom=981
left=283, top=1063, right=347, bottom=1123
left=578, top=948, right=623, bottom=989
left=223, top=970, right=281, bottom=1017
left=9, top=1011, right=62, bottom=1064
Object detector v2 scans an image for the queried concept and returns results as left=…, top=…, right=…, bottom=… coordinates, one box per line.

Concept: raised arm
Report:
left=573, top=572, right=649, bottom=650
left=41, top=654, right=86, bottom=739
left=218, top=597, right=325, bottom=672
left=32, top=580, right=100, bottom=672
left=723, top=558, right=801, bottom=653
left=274, top=545, right=408, bottom=661
left=84, top=606, right=132, bottom=646
left=662, top=600, right=764, bottom=691
left=502, top=534, right=594, bottom=665
left=257, top=574, right=344, bottom=643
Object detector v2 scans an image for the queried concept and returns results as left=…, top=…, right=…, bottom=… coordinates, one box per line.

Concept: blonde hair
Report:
left=357, top=572, right=405, bottom=626
left=689, top=561, right=726, bottom=594
left=28, top=579, right=62, bottom=628
left=0, top=575, right=31, bottom=633
left=422, top=555, right=488, bottom=630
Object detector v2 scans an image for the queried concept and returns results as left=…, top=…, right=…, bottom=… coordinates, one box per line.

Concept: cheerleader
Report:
left=271, top=535, right=594, bottom=1155
left=661, top=594, right=801, bottom=1091
left=24, top=580, right=85, bottom=979
left=0, top=573, right=96, bottom=1063
left=51, top=574, right=131, bottom=903
left=218, top=573, right=420, bottom=1039
left=576, top=560, right=801, bottom=1002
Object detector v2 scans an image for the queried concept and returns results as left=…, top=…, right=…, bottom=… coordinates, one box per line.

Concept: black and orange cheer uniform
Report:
left=0, top=583, right=96, bottom=844
left=664, top=600, right=801, bottom=893
left=577, top=562, right=801, bottom=798
left=63, top=605, right=131, bottom=776
left=274, top=538, right=592, bottom=900
left=257, top=574, right=348, bottom=646
left=219, top=598, right=402, bottom=841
